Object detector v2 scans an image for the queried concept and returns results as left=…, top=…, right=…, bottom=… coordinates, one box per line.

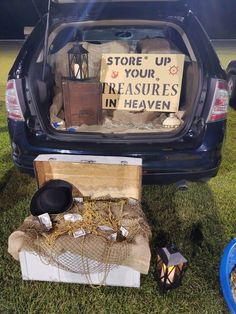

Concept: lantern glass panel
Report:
left=157, top=256, right=176, bottom=287
left=68, top=44, right=89, bottom=80
left=156, top=250, right=187, bottom=290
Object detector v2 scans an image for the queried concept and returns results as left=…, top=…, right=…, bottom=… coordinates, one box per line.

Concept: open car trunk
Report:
left=28, top=18, right=201, bottom=139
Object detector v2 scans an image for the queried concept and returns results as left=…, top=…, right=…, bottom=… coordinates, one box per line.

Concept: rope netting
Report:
left=18, top=198, right=151, bottom=278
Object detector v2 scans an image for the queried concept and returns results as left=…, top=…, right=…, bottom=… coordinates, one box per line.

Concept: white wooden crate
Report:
left=19, top=251, right=140, bottom=288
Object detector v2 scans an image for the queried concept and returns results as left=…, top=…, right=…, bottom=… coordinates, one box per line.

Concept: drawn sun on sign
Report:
left=169, top=65, right=179, bottom=76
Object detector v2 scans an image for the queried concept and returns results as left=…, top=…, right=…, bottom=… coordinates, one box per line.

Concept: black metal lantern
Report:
left=68, top=43, right=89, bottom=80
left=156, top=246, right=188, bottom=290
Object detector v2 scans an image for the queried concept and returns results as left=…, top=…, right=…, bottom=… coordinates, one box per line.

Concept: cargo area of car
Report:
left=27, top=20, right=201, bottom=138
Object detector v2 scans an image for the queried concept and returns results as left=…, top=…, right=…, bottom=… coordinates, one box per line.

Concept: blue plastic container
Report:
left=220, top=239, right=236, bottom=313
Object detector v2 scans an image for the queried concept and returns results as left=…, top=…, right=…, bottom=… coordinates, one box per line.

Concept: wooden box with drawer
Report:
left=62, top=78, right=102, bottom=127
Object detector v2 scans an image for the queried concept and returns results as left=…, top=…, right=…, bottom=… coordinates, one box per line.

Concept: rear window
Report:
left=49, top=25, right=187, bottom=56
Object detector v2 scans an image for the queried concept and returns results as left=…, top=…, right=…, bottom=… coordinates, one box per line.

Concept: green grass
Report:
left=215, top=46, right=236, bottom=69
left=0, top=42, right=236, bottom=313
left=0, top=42, right=21, bottom=101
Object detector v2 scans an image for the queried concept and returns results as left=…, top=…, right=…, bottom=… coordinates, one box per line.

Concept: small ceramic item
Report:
left=162, top=113, right=181, bottom=129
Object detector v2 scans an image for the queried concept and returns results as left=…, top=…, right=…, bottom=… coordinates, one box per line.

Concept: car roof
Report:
left=52, top=0, right=183, bottom=3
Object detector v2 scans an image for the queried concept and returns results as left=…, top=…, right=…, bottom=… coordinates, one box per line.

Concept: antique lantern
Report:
left=156, top=246, right=188, bottom=290
left=68, top=43, right=89, bottom=80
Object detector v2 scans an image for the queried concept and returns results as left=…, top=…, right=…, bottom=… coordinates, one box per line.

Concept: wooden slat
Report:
left=34, top=157, right=142, bottom=200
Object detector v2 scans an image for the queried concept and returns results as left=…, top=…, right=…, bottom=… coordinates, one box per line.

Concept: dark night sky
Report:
left=0, top=0, right=236, bottom=39
left=0, top=0, right=47, bottom=39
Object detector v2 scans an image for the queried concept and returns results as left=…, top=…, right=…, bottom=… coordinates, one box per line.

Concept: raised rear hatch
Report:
left=23, top=0, right=205, bottom=143
left=50, top=0, right=189, bottom=20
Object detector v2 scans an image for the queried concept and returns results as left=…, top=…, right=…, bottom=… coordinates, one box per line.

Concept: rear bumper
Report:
left=8, top=120, right=226, bottom=184
left=142, top=167, right=219, bottom=184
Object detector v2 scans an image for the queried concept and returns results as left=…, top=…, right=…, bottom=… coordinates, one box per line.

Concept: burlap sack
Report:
left=49, top=40, right=130, bottom=88
left=83, top=41, right=130, bottom=78
left=112, top=110, right=158, bottom=126
left=137, top=38, right=180, bottom=54
left=8, top=200, right=152, bottom=275
left=50, top=92, right=65, bottom=125
left=8, top=231, right=26, bottom=261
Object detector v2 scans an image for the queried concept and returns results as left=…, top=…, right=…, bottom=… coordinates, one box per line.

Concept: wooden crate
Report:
left=34, top=154, right=142, bottom=201
left=62, top=78, right=102, bottom=127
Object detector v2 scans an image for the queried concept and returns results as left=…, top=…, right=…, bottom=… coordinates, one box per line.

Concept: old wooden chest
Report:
left=62, top=78, right=102, bottom=127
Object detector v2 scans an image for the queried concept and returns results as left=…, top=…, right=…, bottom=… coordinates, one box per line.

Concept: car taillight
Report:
left=5, top=79, right=25, bottom=121
left=207, top=80, right=229, bottom=123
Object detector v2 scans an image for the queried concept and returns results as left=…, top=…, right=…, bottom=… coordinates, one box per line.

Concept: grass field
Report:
left=0, top=42, right=236, bottom=313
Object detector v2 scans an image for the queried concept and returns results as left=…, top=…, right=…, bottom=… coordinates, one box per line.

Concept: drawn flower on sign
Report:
left=169, top=65, right=179, bottom=76
left=111, top=71, right=119, bottom=79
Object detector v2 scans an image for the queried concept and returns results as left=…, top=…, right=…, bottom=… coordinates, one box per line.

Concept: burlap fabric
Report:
left=48, top=40, right=129, bottom=89
left=137, top=38, right=180, bottom=54
left=8, top=199, right=151, bottom=274
left=112, top=111, right=164, bottom=127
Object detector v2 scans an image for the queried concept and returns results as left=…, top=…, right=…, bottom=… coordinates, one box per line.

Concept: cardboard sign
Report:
left=100, top=54, right=185, bottom=112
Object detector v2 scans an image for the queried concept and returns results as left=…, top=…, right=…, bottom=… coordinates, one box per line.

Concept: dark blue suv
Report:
left=5, top=0, right=228, bottom=184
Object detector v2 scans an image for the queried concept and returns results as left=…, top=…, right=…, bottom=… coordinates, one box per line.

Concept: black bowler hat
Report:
left=30, top=180, right=73, bottom=216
